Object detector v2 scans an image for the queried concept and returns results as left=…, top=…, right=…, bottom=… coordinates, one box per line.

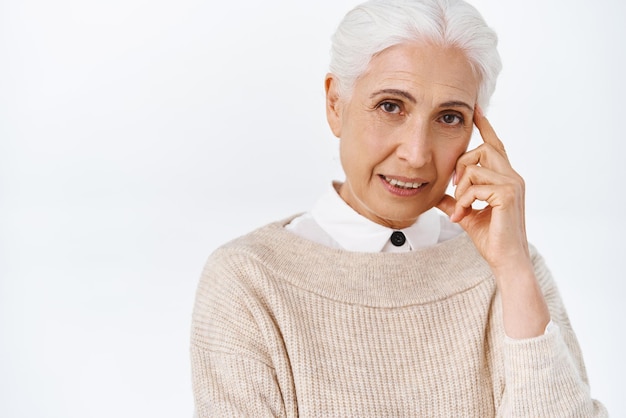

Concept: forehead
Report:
left=356, top=42, right=478, bottom=103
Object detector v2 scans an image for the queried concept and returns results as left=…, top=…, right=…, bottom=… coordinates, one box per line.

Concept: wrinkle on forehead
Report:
left=358, top=43, right=479, bottom=105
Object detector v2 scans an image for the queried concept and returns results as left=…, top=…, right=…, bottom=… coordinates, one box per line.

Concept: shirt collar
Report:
left=311, top=183, right=442, bottom=252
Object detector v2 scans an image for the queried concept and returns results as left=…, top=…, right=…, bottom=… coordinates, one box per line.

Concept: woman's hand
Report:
left=437, top=107, right=530, bottom=275
left=436, top=107, right=550, bottom=339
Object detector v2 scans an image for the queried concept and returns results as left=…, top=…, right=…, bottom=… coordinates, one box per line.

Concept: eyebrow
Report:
left=370, top=90, right=474, bottom=113
left=439, top=101, right=474, bottom=112
left=370, top=89, right=417, bottom=104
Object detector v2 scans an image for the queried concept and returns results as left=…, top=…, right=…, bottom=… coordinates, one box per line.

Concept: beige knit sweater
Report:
left=191, top=217, right=607, bottom=417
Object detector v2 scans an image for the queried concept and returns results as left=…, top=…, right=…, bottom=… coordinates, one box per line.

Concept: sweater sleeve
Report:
left=191, top=347, right=287, bottom=417
left=497, top=248, right=608, bottom=417
left=190, top=249, right=289, bottom=418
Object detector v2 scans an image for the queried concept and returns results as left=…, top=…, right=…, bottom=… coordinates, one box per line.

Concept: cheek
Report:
left=436, top=143, right=468, bottom=178
left=439, top=146, right=465, bottom=170
left=339, top=139, right=371, bottom=189
left=341, top=127, right=390, bottom=169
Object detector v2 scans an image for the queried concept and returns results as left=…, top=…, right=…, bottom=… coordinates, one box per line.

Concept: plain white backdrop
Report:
left=1, top=0, right=624, bottom=416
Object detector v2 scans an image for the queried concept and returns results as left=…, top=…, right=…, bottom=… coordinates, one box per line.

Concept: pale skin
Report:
left=326, top=42, right=550, bottom=339
left=439, top=107, right=551, bottom=339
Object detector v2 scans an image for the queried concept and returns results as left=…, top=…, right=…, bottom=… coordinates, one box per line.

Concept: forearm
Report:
left=493, top=260, right=551, bottom=339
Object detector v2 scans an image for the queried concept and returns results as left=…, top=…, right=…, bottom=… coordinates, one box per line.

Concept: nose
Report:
left=396, top=118, right=433, bottom=168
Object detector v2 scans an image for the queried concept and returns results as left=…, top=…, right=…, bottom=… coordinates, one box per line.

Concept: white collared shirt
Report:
left=286, top=183, right=463, bottom=253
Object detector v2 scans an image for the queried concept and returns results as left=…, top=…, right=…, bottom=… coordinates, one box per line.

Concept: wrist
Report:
left=490, top=255, right=534, bottom=287
left=492, top=259, right=551, bottom=339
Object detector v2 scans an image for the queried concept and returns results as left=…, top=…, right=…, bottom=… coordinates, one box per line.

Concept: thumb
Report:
left=436, top=194, right=457, bottom=218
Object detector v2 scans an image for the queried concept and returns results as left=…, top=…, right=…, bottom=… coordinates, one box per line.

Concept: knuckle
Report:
left=502, top=182, right=522, bottom=198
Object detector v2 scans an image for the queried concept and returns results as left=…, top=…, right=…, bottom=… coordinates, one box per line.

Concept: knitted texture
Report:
left=191, top=217, right=607, bottom=417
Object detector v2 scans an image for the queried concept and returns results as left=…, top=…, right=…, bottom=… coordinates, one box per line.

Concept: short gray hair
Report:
left=329, top=0, right=502, bottom=109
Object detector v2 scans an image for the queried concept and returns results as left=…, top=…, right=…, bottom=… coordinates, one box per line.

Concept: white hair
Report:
left=329, top=0, right=502, bottom=109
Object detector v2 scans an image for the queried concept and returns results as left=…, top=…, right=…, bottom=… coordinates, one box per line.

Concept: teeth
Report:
left=384, top=176, right=423, bottom=189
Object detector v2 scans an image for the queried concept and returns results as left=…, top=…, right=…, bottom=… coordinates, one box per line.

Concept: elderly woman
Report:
left=191, top=0, right=607, bottom=416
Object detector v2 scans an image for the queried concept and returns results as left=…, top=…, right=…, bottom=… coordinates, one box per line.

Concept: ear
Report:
left=325, top=73, right=343, bottom=138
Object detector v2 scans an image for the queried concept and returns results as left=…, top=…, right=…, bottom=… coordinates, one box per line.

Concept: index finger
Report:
left=474, top=105, right=507, bottom=158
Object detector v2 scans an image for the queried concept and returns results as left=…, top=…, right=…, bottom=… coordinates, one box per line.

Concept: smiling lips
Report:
left=382, top=175, right=426, bottom=190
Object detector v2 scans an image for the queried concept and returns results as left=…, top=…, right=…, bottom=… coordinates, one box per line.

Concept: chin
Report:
left=376, top=211, right=421, bottom=229
left=391, top=205, right=435, bottom=224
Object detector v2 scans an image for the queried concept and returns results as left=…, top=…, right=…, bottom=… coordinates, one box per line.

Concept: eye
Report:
left=379, top=101, right=402, bottom=114
left=440, top=113, right=464, bottom=126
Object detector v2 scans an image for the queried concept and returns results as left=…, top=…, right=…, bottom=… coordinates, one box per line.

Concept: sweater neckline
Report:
left=229, top=216, right=494, bottom=308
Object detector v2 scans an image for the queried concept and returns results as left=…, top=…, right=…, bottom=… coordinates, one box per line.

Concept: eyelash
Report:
left=439, top=113, right=464, bottom=126
left=377, top=101, right=466, bottom=127
left=378, top=101, right=402, bottom=114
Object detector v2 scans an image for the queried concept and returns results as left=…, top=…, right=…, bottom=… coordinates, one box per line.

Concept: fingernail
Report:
left=452, top=171, right=458, bottom=186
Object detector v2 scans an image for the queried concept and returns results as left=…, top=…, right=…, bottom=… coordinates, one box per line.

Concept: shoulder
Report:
left=200, top=216, right=299, bottom=287
left=207, top=215, right=305, bottom=270
left=191, top=216, right=301, bottom=355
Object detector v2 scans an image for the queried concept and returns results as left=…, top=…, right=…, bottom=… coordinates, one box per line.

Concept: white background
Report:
left=1, top=0, right=624, bottom=416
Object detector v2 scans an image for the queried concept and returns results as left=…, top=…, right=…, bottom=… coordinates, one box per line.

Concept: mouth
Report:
left=380, top=175, right=426, bottom=190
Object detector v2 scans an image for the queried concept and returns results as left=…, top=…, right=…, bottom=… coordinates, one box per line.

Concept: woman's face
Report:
left=326, top=42, right=479, bottom=229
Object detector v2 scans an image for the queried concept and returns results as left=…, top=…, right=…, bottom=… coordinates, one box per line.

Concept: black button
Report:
left=390, top=231, right=406, bottom=247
